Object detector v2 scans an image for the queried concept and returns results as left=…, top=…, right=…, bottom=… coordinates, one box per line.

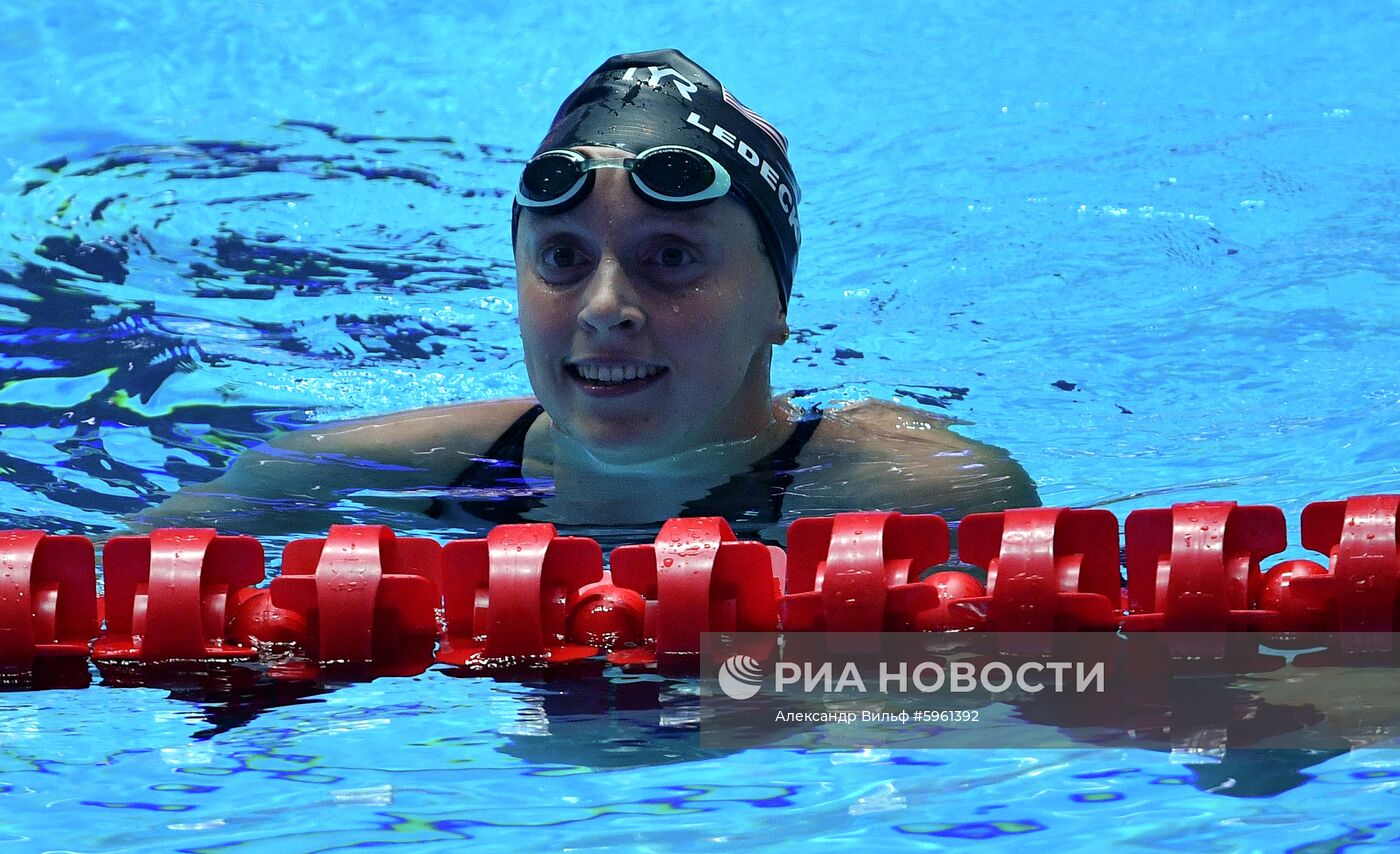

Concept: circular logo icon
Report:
left=717, top=654, right=765, bottom=700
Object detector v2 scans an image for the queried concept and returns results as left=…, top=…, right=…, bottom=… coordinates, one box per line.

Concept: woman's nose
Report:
left=577, top=256, right=645, bottom=334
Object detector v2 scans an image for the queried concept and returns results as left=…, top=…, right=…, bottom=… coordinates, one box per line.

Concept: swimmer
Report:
left=142, top=49, right=1039, bottom=541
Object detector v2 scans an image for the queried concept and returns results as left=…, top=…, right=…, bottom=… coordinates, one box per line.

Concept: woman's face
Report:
left=515, top=146, right=788, bottom=465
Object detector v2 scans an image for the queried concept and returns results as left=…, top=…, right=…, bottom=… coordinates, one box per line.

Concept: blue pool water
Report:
left=3, top=0, right=1400, bottom=849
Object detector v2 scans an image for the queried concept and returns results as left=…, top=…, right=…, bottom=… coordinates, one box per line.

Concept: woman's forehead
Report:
left=568, top=144, right=633, bottom=158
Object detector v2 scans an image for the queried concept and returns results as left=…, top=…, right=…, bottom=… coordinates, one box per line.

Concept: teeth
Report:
left=575, top=363, right=663, bottom=383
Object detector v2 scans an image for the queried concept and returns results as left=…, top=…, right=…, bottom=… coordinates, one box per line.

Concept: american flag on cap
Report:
left=722, top=86, right=790, bottom=153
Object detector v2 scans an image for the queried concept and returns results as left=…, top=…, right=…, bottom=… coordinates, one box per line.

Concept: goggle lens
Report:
left=631, top=148, right=716, bottom=198
left=519, top=152, right=586, bottom=204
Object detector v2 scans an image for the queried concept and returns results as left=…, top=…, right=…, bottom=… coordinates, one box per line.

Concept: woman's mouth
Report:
left=566, top=361, right=668, bottom=397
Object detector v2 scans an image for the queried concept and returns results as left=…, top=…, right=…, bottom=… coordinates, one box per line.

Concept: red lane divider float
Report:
left=1122, top=502, right=1286, bottom=632
left=780, top=512, right=952, bottom=632
left=607, top=516, right=779, bottom=669
left=439, top=522, right=602, bottom=667
left=0, top=495, right=1397, bottom=682
left=0, top=531, right=96, bottom=675
left=94, top=529, right=263, bottom=662
left=263, top=525, right=441, bottom=671
left=951, top=507, right=1121, bottom=656
left=958, top=507, right=1121, bottom=633
left=1288, top=494, right=1400, bottom=651
left=1116, top=501, right=1289, bottom=664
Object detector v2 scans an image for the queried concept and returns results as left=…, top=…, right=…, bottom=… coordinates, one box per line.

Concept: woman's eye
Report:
left=649, top=243, right=699, bottom=270
left=542, top=245, right=582, bottom=269
left=657, top=246, right=693, bottom=267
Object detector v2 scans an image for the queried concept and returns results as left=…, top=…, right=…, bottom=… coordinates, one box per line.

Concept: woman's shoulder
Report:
left=270, top=397, right=541, bottom=469
left=794, top=398, right=1040, bottom=516
left=808, top=399, right=985, bottom=454
left=812, top=397, right=974, bottom=445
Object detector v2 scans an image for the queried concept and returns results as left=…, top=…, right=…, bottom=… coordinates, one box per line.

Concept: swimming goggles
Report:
left=515, top=146, right=733, bottom=212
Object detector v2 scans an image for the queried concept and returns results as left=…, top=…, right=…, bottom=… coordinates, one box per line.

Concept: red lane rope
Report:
left=0, top=495, right=1395, bottom=681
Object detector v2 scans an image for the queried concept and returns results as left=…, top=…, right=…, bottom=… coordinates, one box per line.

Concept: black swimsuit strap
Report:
left=755, top=413, right=821, bottom=518
left=426, top=403, right=544, bottom=521
left=448, top=403, right=544, bottom=487
left=764, top=414, right=821, bottom=472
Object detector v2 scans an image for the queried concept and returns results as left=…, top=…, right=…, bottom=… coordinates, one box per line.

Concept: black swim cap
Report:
left=514, top=48, right=800, bottom=309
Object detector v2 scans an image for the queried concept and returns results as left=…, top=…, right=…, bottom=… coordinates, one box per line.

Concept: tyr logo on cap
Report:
left=620, top=65, right=698, bottom=101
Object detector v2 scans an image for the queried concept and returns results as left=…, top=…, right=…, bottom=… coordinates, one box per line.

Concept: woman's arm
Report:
left=132, top=399, right=538, bottom=536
